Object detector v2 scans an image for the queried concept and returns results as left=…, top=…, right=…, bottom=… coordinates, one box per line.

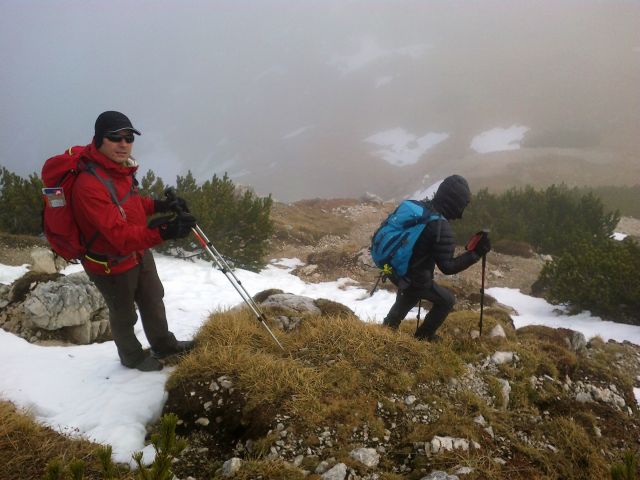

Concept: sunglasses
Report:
left=104, top=132, right=135, bottom=144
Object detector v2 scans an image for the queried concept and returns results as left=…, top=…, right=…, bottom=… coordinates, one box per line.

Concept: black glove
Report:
left=154, top=196, right=190, bottom=214
left=466, top=231, right=491, bottom=257
left=155, top=212, right=197, bottom=241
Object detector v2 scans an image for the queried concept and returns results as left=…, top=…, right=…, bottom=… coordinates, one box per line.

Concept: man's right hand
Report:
left=466, top=230, right=492, bottom=257
left=155, top=212, right=197, bottom=240
left=474, top=234, right=491, bottom=256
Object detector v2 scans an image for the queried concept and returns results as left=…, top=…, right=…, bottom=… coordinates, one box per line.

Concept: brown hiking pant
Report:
left=87, top=250, right=177, bottom=367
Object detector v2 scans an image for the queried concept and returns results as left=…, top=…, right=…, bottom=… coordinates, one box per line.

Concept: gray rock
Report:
left=454, top=466, right=474, bottom=475
left=489, top=324, right=506, bottom=338
left=569, top=331, right=587, bottom=352
left=315, top=460, right=331, bottom=474
left=420, top=471, right=460, bottom=480
left=260, top=293, right=322, bottom=315
left=22, top=272, right=106, bottom=331
left=490, top=351, right=516, bottom=365
left=30, top=248, right=63, bottom=274
left=222, top=457, right=242, bottom=477
left=321, top=463, right=347, bottom=480
left=498, top=379, right=511, bottom=408
left=349, top=447, right=380, bottom=467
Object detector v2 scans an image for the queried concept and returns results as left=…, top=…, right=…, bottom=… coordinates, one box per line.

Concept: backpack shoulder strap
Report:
left=83, top=162, right=134, bottom=218
left=409, top=210, right=445, bottom=269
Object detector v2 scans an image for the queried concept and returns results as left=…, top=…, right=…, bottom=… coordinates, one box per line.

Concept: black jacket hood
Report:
left=430, top=175, right=471, bottom=220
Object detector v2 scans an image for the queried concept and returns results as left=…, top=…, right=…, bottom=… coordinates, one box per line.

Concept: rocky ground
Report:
left=269, top=198, right=546, bottom=295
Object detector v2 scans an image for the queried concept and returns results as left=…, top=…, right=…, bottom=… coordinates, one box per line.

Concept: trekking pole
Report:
left=164, top=189, right=285, bottom=351
left=479, top=253, right=486, bottom=336
left=478, top=228, right=490, bottom=336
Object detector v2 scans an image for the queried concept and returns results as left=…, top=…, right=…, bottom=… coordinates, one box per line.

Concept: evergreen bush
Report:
left=0, top=167, right=43, bottom=235
left=454, top=184, right=620, bottom=255
left=163, top=171, right=273, bottom=272
left=539, top=238, right=640, bottom=324
left=42, top=414, right=186, bottom=480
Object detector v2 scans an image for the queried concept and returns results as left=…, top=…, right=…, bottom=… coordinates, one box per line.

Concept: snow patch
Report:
left=471, top=125, right=529, bottom=153
left=365, top=128, right=448, bottom=167
left=612, top=232, right=628, bottom=241
left=0, top=264, right=29, bottom=285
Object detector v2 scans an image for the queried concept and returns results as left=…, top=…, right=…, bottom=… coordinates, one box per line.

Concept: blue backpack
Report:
left=370, top=200, right=444, bottom=278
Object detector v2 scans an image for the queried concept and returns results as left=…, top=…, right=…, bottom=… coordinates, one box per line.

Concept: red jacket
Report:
left=72, top=143, right=163, bottom=275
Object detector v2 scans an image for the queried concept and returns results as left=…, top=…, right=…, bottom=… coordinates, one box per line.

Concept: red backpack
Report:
left=41, top=146, right=129, bottom=262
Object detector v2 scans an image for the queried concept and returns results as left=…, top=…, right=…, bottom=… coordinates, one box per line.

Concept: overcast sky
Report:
left=1, top=1, right=639, bottom=199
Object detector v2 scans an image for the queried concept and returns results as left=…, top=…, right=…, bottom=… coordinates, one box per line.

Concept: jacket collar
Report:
left=81, top=142, right=139, bottom=177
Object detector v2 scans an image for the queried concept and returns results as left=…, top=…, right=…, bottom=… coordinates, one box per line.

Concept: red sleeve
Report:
left=140, top=195, right=156, bottom=216
left=73, top=176, right=163, bottom=255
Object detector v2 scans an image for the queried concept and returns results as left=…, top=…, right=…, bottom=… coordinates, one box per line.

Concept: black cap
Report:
left=94, top=111, right=141, bottom=147
left=431, top=174, right=471, bottom=220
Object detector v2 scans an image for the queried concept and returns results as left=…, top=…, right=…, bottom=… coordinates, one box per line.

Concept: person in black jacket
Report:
left=382, top=174, right=491, bottom=341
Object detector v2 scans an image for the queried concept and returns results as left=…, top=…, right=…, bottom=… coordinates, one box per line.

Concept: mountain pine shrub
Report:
left=0, top=167, right=43, bottom=235
left=539, top=238, right=640, bottom=323
left=166, top=171, right=273, bottom=271
left=454, top=184, right=620, bottom=255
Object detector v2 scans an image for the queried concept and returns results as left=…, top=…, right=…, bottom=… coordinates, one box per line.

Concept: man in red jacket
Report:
left=73, top=111, right=196, bottom=371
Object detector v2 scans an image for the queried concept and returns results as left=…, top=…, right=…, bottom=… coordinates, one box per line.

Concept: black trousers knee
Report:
left=383, top=282, right=455, bottom=337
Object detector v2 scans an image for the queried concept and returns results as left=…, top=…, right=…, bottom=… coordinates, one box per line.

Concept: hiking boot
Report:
left=415, top=332, right=442, bottom=343
left=151, top=340, right=196, bottom=360
left=382, top=316, right=402, bottom=330
left=131, top=355, right=164, bottom=372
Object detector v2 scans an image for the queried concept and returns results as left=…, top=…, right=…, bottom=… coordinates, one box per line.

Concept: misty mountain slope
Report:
left=2, top=1, right=639, bottom=200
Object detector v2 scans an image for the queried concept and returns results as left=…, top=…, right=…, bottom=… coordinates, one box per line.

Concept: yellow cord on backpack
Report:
left=84, top=255, right=111, bottom=274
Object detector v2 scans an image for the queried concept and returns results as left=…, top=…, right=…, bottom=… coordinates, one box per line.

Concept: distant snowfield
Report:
left=1, top=257, right=639, bottom=464
left=329, top=37, right=432, bottom=74
left=471, top=125, right=529, bottom=153
left=365, top=128, right=449, bottom=167
left=283, top=125, right=315, bottom=140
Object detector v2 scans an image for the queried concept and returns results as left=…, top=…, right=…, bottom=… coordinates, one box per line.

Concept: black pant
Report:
left=87, top=250, right=177, bottom=367
left=383, top=282, right=455, bottom=338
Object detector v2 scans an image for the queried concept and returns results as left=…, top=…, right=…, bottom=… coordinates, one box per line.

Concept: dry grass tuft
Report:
left=0, top=400, right=126, bottom=480
left=169, top=309, right=467, bottom=431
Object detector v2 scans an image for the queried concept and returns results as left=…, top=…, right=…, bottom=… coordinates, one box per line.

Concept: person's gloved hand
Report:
left=154, top=196, right=190, bottom=213
left=474, top=234, right=491, bottom=256
left=150, top=212, right=197, bottom=240
left=466, top=231, right=492, bottom=257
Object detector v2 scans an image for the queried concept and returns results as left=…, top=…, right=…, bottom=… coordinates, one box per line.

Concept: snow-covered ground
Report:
left=365, top=128, right=449, bottom=167
left=1, top=255, right=639, bottom=464
left=470, top=125, right=529, bottom=153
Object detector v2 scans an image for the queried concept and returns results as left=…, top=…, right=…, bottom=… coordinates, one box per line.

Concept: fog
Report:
left=1, top=0, right=639, bottom=201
